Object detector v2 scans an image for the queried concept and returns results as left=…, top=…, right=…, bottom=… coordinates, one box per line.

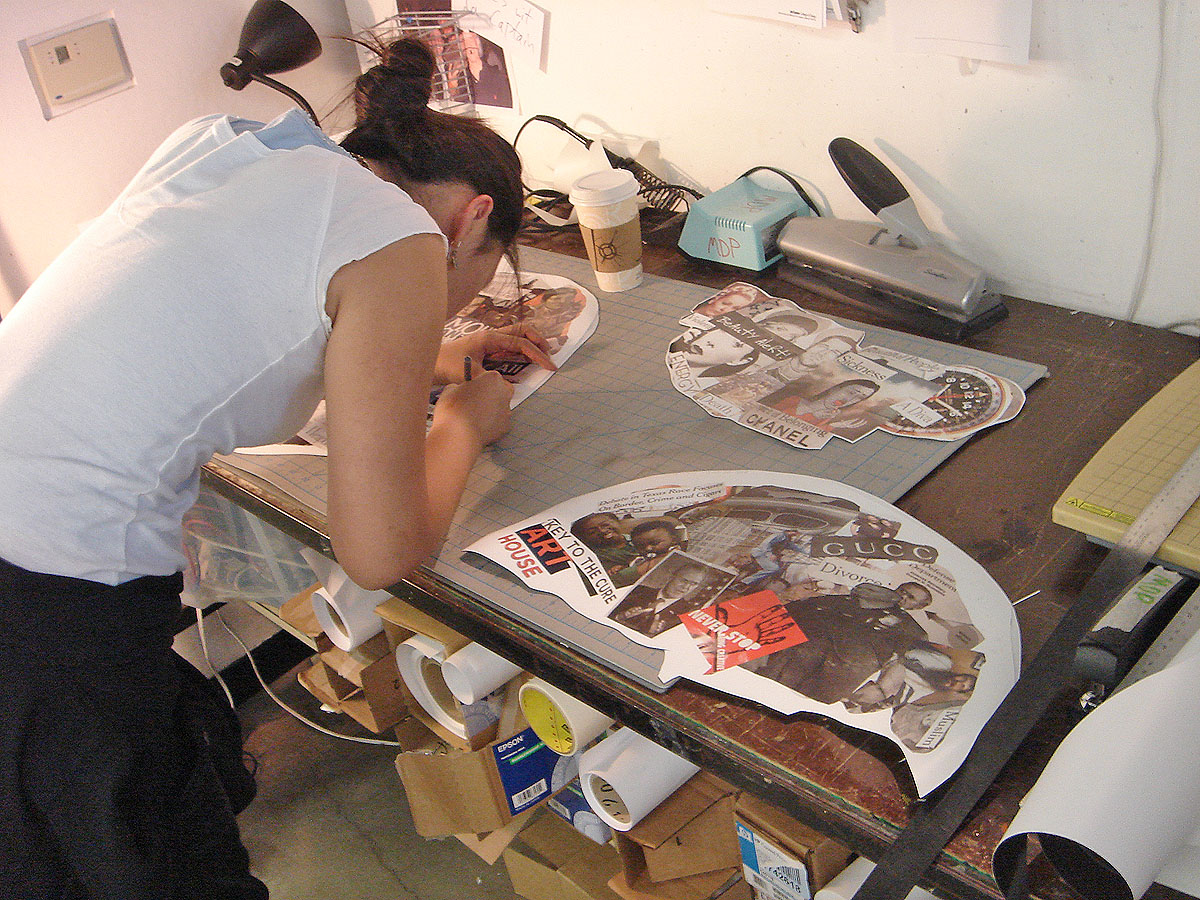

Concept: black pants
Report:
left=0, top=557, right=268, bottom=900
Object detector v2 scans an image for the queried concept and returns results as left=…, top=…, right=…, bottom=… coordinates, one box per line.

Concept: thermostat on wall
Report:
left=19, top=15, right=134, bottom=120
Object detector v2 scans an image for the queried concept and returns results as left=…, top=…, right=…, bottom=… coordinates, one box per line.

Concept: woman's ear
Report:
left=449, top=193, right=494, bottom=251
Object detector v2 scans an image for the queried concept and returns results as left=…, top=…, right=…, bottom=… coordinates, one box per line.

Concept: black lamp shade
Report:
left=220, top=0, right=322, bottom=91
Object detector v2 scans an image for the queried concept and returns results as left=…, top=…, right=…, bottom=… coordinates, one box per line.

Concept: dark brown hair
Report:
left=339, top=36, right=523, bottom=253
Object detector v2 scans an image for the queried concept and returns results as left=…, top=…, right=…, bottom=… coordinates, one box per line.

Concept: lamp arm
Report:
left=250, top=72, right=319, bottom=124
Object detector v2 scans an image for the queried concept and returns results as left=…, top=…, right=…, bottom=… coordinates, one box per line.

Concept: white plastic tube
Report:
left=309, top=583, right=387, bottom=651
left=518, top=678, right=615, bottom=755
left=302, top=549, right=386, bottom=651
left=395, top=634, right=468, bottom=739
left=441, top=643, right=524, bottom=705
left=578, top=728, right=700, bottom=832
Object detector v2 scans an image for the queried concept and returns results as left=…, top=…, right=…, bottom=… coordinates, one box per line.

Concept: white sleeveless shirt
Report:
left=0, top=110, right=442, bottom=583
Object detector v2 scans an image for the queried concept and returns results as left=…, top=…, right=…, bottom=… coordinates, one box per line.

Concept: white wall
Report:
left=3, top=1, right=1197, bottom=329
left=489, top=1, right=1197, bottom=330
left=0, top=0, right=363, bottom=314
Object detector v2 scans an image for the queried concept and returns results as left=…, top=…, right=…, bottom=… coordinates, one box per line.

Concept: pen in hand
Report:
left=463, top=356, right=473, bottom=382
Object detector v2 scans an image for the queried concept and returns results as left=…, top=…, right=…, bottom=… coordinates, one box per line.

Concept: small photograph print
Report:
left=607, top=551, right=736, bottom=638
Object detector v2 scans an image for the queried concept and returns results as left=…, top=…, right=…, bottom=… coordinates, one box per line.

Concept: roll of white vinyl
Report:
left=814, top=857, right=936, bottom=900
left=578, top=728, right=700, bottom=832
left=518, top=678, right=615, bottom=755
left=299, top=548, right=347, bottom=597
left=395, top=634, right=468, bottom=739
left=309, top=583, right=385, bottom=652
left=441, top=643, right=523, bottom=705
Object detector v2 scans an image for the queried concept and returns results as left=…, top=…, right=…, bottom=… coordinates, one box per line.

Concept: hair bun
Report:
left=353, top=37, right=436, bottom=123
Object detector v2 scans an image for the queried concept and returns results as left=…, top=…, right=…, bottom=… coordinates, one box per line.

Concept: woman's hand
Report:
left=431, top=370, right=515, bottom=448
left=435, top=323, right=556, bottom=384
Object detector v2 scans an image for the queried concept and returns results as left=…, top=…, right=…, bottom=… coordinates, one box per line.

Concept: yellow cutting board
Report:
left=1053, top=359, right=1200, bottom=574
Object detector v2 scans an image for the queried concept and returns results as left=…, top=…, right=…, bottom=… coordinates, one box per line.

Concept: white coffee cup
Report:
left=569, top=169, right=643, bottom=292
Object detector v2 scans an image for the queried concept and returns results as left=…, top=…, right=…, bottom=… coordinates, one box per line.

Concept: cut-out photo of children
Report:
left=569, top=513, right=689, bottom=588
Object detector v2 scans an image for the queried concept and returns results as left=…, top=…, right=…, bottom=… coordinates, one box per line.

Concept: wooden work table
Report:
left=203, top=216, right=1199, bottom=900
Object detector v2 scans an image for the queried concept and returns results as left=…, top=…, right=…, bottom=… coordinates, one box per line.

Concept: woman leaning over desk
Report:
left=0, top=37, right=552, bottom=899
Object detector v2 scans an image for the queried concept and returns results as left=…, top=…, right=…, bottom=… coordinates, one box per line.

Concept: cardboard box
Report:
left=503, top=813, right=624, bottom=900
left=393, top=713, right=440, bottom=751
left=376, top=597, right=471, bottom=657
left=294, top=631, right=411, bottom=733
left=278, top=584, right=332, bottom=652
left=733, top=794, right=853, bottom=900
left=606, top=866, right=750, bottom=900
left=545, top=778, right=614, bottom=846
left=455, top=806, right=537, bottom=864
left=396, top=725, right=577, bottom=837
left=616, top=773, right=741, bottom=883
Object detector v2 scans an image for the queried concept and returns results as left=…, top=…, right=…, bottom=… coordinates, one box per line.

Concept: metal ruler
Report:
left=854, top=432, right=1200, bottom=900
left=1116, top=579, right=1200, bottom=690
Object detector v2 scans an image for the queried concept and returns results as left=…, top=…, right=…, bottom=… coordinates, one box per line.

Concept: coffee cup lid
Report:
left=569, top=168, right=638, bottom=206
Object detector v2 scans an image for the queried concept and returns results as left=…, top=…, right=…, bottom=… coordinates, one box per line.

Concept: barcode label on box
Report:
left=737, top=821, right=812, bottom=900
left=764, top=865, right=809, bottom=898
left=492, top=727, right=562, bottom=814
left=512, top=778, right=547, bottom=809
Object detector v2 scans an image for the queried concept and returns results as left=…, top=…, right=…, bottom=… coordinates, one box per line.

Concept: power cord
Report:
left=513, top=114, right=699, bottom=214
left=738, top=165, right=822, bottom=217
left=513, top=115, right=822, bottom=241
left=203, top=607, right=402, bottom=748
left=196, top=605, right=236, bottom=708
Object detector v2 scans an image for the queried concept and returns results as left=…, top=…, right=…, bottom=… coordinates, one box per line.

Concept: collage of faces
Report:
left=669, top=283, right=1024, bottom=448
left=565, top=483, right=987, bottom=755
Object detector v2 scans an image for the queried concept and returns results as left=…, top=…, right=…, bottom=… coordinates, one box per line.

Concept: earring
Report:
left=448, top=244, right=459, bottom=269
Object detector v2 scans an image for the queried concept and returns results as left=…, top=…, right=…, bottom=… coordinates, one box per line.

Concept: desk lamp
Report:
left=219, top=0, right=322, bottom=122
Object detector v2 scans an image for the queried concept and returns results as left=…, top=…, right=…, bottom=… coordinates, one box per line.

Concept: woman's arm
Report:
left=322, top=234, right=513, bottom=589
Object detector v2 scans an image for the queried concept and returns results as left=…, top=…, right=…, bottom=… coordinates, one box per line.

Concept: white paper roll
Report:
left=518, top=678, right=615, bottom=755
left=814, top=857, right=937, bottom=900
left=441, top=643, right=524, bottom=705
left=309, top=583, right=385, bottom=652
left=395, top=634, right=469, bottom=739
left=299, top=548, right=346, bottom=597
left=578, top=728, right=700, bottom=832
left=994, top=620, right=1200, bottom=900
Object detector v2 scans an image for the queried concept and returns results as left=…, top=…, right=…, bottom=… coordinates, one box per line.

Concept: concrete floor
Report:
left=236, top=666, right=523, bottom=900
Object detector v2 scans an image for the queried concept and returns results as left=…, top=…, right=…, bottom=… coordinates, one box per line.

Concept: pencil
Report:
left=463, top=356, right=473, bottom=382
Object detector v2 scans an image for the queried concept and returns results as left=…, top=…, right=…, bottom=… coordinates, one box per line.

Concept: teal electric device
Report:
left=678, top=169, right=816, bottom=271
